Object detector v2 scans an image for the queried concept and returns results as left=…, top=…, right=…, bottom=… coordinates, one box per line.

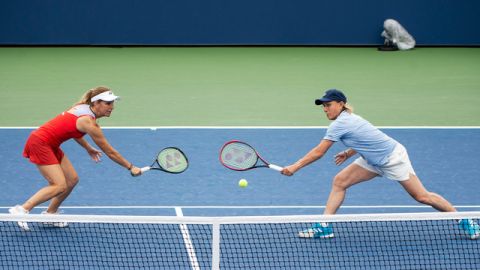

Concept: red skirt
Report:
left=23, top=135, right=64, bottom=165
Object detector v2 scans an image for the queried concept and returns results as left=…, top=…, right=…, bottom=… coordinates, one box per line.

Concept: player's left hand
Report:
left=334, top=151, right=348, bottom=165
left=87, top=147, right=103, bottom=162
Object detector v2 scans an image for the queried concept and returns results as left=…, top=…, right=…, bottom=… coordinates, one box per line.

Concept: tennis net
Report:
left=1, top=211, right=479, bottom=269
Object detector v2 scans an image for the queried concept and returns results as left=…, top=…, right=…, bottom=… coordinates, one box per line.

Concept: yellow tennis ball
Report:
left=238, top=179, right=248, bottom=188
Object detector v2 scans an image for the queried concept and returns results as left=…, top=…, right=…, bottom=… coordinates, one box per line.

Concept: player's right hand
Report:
left=130, top=166, right=142, bottom=177
left=281, top=165, right=295, bottom=176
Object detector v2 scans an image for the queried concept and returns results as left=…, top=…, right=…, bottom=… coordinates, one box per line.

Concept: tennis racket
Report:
left=219, top=140, right=283, bottom=171
left=133, top=147, right=189, bottom=176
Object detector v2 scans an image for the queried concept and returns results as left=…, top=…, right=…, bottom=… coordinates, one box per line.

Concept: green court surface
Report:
left=0, top=47, right=479, bottom=126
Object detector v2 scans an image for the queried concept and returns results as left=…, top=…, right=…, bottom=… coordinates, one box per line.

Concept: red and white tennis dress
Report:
left=23, top=104, right=96, bottom=165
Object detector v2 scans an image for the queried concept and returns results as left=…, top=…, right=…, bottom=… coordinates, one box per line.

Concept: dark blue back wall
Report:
left=1, top=0, right=478, bottom=45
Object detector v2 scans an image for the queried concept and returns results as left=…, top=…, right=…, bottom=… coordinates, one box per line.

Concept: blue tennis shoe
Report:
left=458, top=219, right=480, bottom=240
left=298, top=223, right=334, bottom=238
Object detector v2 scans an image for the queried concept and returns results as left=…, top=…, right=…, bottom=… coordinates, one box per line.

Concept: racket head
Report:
left=219, top=140, right=262, bottom=171
left=156, top=147, right=189, bottom=174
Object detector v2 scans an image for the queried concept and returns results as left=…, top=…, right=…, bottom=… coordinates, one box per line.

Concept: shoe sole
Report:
left=42, top=222, right=69, bottom=228
left=17, top=222, right=30, bottom=231
left=298, top=232, right=334, bottom=238
left=468, top=233, right=479, bottom=240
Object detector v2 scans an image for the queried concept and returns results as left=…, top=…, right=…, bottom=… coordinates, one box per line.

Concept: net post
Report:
left=211, top=223, right=221, bottom=270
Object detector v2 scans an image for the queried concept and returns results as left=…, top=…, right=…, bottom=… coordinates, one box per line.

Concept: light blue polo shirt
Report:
left=324, top=111, right=397, bottom=166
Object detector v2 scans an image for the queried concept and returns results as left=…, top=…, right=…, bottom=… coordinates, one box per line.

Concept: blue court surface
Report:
left=1, top=127, right=479, bottom=215
left=1, top=128, right=479, bottom=269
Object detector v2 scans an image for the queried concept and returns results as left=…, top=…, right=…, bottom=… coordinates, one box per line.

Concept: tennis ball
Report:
left=238, top=179, right=248, bottom=188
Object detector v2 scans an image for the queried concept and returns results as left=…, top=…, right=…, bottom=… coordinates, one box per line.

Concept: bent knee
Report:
left=413, top=193, right=433, bottom=205
left=332, top=174, right=350, bottom=190
left=68, top=175, right=79, bottom=188
left=52, top=183, right=68, bottom=196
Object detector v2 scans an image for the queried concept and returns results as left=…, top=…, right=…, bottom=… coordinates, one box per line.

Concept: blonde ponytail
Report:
left=76, top=86, right=111, bottom=106
left=344, top=103, right=354, bottom=113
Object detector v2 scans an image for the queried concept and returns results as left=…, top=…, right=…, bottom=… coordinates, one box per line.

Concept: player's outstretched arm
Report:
left=76, top=116, right=141, bottom=175
left=281, top=139, right=334, bottom=176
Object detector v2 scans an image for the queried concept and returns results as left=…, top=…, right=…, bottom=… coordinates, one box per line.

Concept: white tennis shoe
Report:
left=41, top=210, right=69, bottom=228
left=8, top=205, right=30, bottom=231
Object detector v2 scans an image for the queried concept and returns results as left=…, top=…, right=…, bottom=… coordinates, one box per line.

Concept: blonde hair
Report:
left=76, top=86, right=111, bottom=105
left=344, top=103, right=354, bottom=113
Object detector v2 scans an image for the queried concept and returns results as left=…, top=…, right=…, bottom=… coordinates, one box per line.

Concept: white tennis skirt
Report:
left=354, top=143, right=416, bottom=181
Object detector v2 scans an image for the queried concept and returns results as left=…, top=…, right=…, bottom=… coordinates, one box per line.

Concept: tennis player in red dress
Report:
left=9, top=86, right=141, bottom=230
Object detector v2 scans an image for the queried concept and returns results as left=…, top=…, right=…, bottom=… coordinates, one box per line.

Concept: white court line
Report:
left=1, top=126, right=480, bottom=129
left=2, top=205, right=480, bottom=209
left=175, top=207, right=200, bottom=270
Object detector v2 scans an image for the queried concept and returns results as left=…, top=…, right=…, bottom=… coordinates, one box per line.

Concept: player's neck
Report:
left=89, top=106, right=100, bottom=118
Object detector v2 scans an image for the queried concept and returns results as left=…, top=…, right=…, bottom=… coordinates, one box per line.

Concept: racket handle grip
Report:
left=140, top=166, right=151, bottom=173
left=268, top=164, right=283, bottom=172
left=132, top=166, right=151, bottom=177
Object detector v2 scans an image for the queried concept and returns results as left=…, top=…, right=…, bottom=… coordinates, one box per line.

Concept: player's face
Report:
left=95, top=100, right=115, bottom=117
left=322, top=101, right=344, bottom=120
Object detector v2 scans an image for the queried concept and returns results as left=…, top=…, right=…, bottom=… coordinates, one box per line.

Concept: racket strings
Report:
left=221, top=143, right=258, bottom=170
left=157, top=148, right=188, bottom=173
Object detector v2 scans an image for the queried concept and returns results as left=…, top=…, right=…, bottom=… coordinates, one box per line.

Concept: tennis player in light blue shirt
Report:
left=281, top=89, right=480, bottom=240
left=324, top=110, right=397, bottom=167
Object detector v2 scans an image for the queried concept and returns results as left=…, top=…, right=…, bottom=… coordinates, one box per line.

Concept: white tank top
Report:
left=67, top=104, right=96, bottom=118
